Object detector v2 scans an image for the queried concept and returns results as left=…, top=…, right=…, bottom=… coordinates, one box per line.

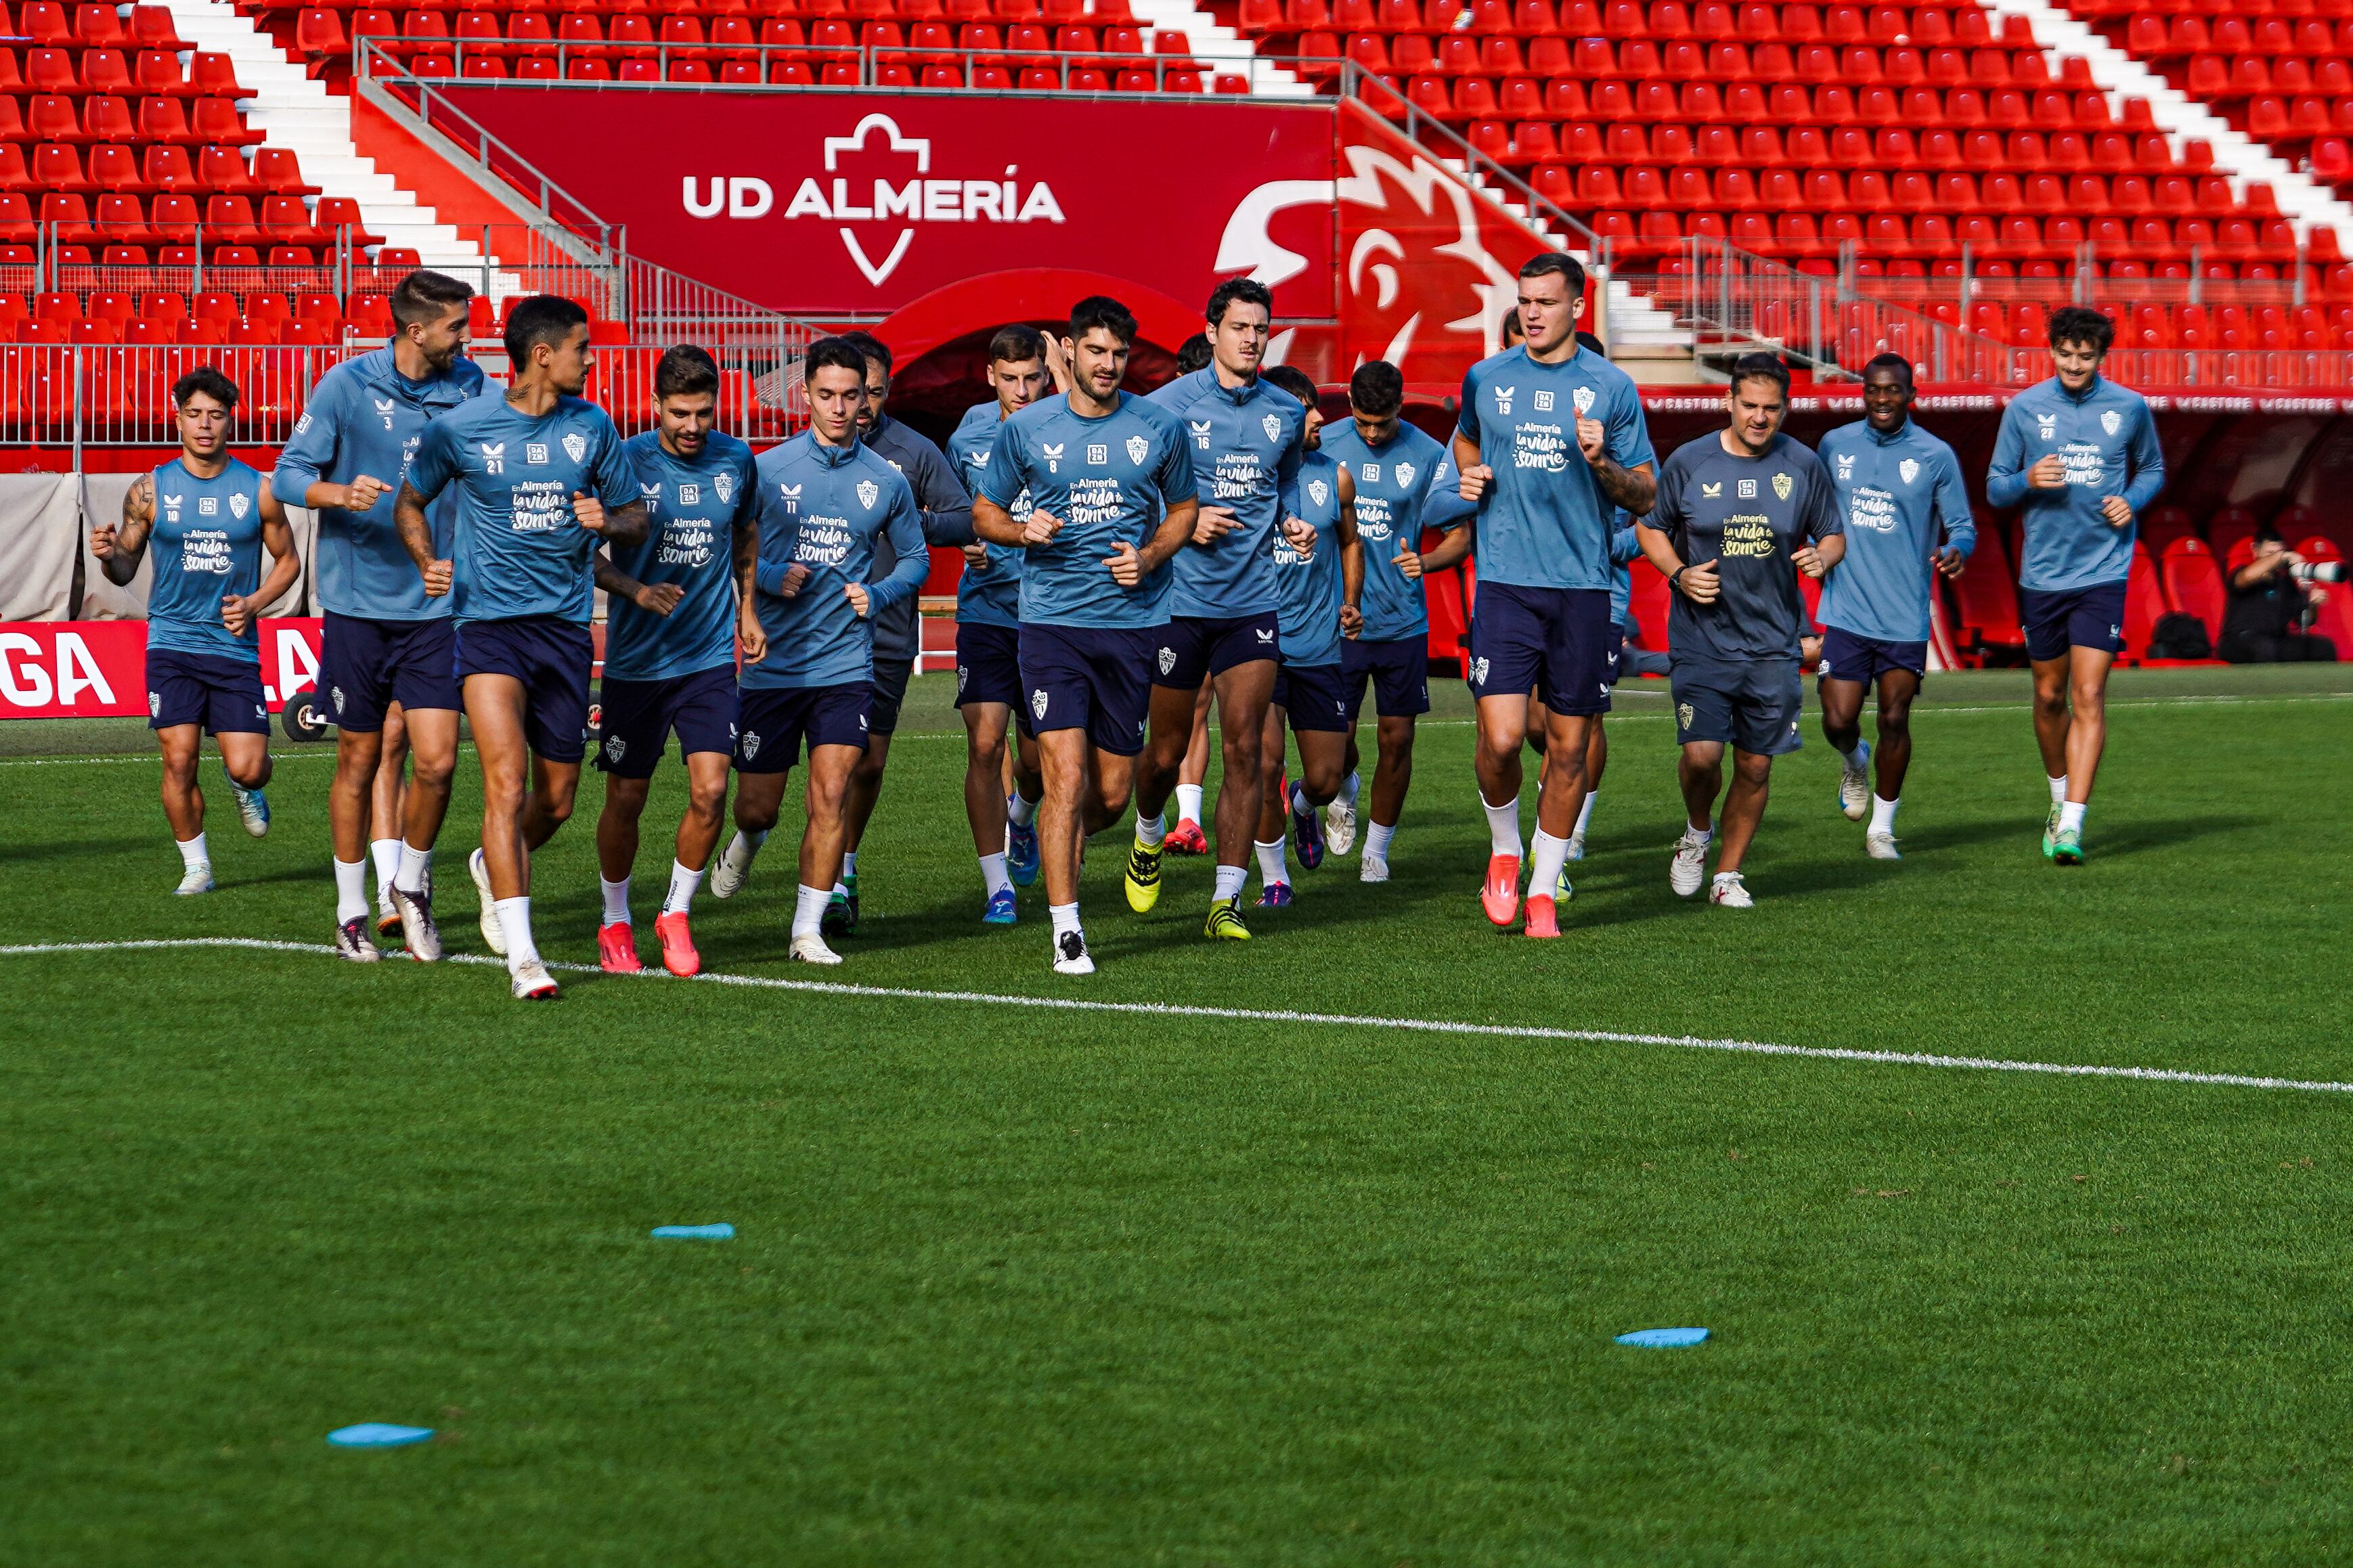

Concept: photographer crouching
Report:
left=2220, top=528, right=2341, bottom=664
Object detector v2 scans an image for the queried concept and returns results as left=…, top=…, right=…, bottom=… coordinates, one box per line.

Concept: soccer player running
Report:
left=1637, top=353, right=1843, bottom=908
left=945, top=323, right=1056, bottom=924
left=589, top=346, right=763, bottom=977
left=1453, top=252, right=1656, bottom=937
left=397, top=296, right=646, bottom=1000
left=1985, top=306, right=2163, bottom=866
left=1522, top=511, right=1644, bottom=893
left=971, top=295, right=1199, bottom=975
left=275, top=267, right=481, bottom=961
left=712, top=337, right=927, bottom=965
left=1163, top=331, right=1218, bottom=858
left=1320, top=358, right=1474, bottom=881
left=93, top=368, right=298, bottom=894
left=821, top=330, right=976, bottom=937
left=1124, top=278, right=1312, bottom=941
left=1252, top=363, right=1359, bottom=905
left=1815, top=353, right=1975, bottom=859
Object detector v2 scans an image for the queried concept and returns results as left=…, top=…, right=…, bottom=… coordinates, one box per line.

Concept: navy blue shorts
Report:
left=955, top=621, right=1032, bottom=734
left=734, top=681, right=870, bottom=773
left=455, top=617, right=594, bottom=764
left=1273, top=660, right=1350, bottom=732
left=868, top=655, right=915, bottom=736
left=596, top=664, right=738, bottom=778
left=2021, top=581, right=2128, bottom=663
left=317, top=611, right=459, bottom=732
left=1672, top=655, right=1805, bottom=756
left=146, top=647, right=268, bottom=735
left=1342, top=635, right=1430, bottom=720
left=1019, top=621, right=1152, bottom=756
left=1467, top=583, right=1614, bottom=715
left=1153, top=610, right=1279, bottom=690
left=1818, top=625, right=1928, bottom=685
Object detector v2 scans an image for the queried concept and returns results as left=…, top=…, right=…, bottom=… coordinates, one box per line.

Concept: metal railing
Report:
left=0, top=341, right=810, bottom=453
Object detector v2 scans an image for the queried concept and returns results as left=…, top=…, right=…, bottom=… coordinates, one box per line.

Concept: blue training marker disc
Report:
left=1616, top=1326, right=1710, bottom=1348
left=327, top=1423, right=433, bottom=1448
left=650, top=1223, right=735, bottom=1240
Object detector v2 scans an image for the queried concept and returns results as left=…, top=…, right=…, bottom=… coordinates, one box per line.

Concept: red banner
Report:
left=439, top=88, right=1340, bottom=317
left=0, top=619, right=322, bottom=719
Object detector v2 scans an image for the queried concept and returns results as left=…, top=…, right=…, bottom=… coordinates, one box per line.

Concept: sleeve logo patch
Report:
left=1126, top=434, right=1150, bottom=465
left=563, top=432, right=588, bottom=463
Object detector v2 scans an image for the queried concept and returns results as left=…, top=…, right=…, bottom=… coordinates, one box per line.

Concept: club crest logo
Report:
left=481, top=441, right=505, bottom=474
left=955, top=663, right=968, bottom=696
left=1042, top=442, right=1064, bottom=474
left=148, top=690, right=159, bottom=717
left=2101, top=409, right=2121, bottom=436
left=1261, top=413, right=1283, bottom=443
left=1772, top=472, right=1793, bottom=501
left=1469, top=656, right=1490, bottom=686
left=331, top=686, right=345, bottom=714
left=229, top=492, right=249, bottom=520
left=604, top=734, right=625, bottom=763
left=1395, top=462, right=1415, bottom=489
left=1158, top=646, right=1177, bottom=675
left=1897, top=458, right=1919, bottom=485
left=1572, top=385, right=1597, bottom=416
left=739, top=730, right=761, bottom=761
left=1307, top=478, right=1329, bottom=508
left=1677, top=702, right=1695, bottom=730
left=1030, top=689, right=1049, bottom=721
left=1126, top=434, right=1150, bottom=465
left=563, top=432, right=588, bottom=463
left=1493, top=386, right=1515, bottom=416
left=856, top=479, right=879, bottom=510
left=714, top=472, right=734, bottom=503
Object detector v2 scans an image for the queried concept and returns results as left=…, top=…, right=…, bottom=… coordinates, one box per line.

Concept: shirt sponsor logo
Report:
left=1533, top=390, right=1554, bottom=412
left=793, top=514, right=855, bottom=566
left=1736, top=478, right=1756, bottom=499
left=177, top=527, right=234, bottom=573
left=563, top=432, right=588, bottom=464
left=198, top=496, right=218, bottom=516
left=1360, top=462, right=1380, bottom=483
left=856, top=478, right=879, bottom=510
left=2059, top=441, right=2107, bottom=487
left=1897, top=458, right=1920, bottom=485
left=1849, top=486, right=1898, bottom=533
left=526, top=443, right=549, bottom=466
left=678, top=482, right=701, bottom=506
left=1125, top=434, right=1150, bottom=465
left=1721, top=514, right=1776, bottom=557
left=2101, top=409, right=2121, bottom=436
left=1086, top=444, right=1108, bottom=466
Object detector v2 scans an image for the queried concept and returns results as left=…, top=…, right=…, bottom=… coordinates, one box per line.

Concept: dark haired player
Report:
left=1637, top=353, right=1843, bottom=908
left=821, top=329, right=976, bottom=937
left=946, top=323, right=1056, bottom=923
left=1986, top=305, right=2163, bottom=865
left=1126, top=277, right=1311, bottom=941
left=1454, top=252, right=1656, bottom=937
left=1251, top=363, right=1358, bottom=905
left=711, top=337, right=927, bottom=965
left=972, top=295, right=1198, bottom=975
left=1815, top=353, right=1975, bottom=859
left=589, top=345, right=763, bottom=977
left=276, top=267, right=480, bottom=959
left=93, top=368, right=299, bottom=896
left=1320, top=357, right=1474, bottom=880
left=397, top=294, right=646, bottom=999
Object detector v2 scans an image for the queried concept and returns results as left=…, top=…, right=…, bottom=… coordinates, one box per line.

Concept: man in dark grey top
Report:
left=1637, top=353, right=1844, bottom=910
left=829, top=330, right=977, bottom=935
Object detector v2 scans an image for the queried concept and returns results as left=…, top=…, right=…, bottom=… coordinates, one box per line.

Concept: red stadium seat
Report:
left=2159, top=537, right=2227, bottom=642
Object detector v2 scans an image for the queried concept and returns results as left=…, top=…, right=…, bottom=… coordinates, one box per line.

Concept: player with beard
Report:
left=971, top=295, right=1198, bottom=975
left=944, top=323, right=1057, bottom=923
left=396, top=295, right=646, bottom=999
left=273, top=268, right=481, bottom=960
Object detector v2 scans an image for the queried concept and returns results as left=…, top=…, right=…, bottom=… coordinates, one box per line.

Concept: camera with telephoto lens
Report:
left=2289, top=560, right=2347, bottom=583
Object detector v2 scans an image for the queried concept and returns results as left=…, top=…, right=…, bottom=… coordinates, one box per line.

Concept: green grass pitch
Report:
left=5, top=662, right=2352, bottom=1565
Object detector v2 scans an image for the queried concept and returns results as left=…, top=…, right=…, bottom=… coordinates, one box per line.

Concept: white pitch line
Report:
left=3, top=936, right=2347, bottom=1098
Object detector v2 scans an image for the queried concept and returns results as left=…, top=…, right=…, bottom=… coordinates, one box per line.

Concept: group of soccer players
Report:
left=108, top=260, right=2160, bottom=993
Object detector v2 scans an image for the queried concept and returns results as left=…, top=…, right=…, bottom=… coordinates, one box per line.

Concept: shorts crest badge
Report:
left=604, top=734, right=625, bottom=763
left=1158, top=645, right=1177, bottom=675
left=1677, top=702, right=1694, bottom=730
left=331, top=686, right=345, bottom=714
left=739, top=731, right=760, bottom=761
left=1468, top=656, right=1490, bottom=686
left=1030, top=689, right=1049, bottom=722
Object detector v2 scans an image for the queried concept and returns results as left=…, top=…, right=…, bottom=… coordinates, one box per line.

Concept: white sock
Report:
left=792, top=883, right=829, bottom=939
left=1340, top=770, right=1360, bottom=808
left=1572, top=792, right=1596, bottom=841
left=663, top=859, right=703, bottom=916
left=333, top=857, right=368, bottom=922
left=1529, top=828, right=1570, bottom=901
left=1254, top=836, right=1287, bottom=887
left=1481, top=793, right=1522, bottom=857
left=394, top=843, right=431, bottom=894
left=1870, top=794, right=1899, bottom=834
left=842, top=850, right=858, bottom=879
left=600, top=876, right=631, bottom=926
left=1137, top=811, right=1167, bottom=849
left=979, top=851, right=1011, bottom=895
left=1213, top=862, right=1247, bottom=902
left=2059, top=800, right=2086, bottom=833
left=1366, top=820, right=1395, bottom=859
left=494, top=895, right=539, bottom=970
left=177, top=831, right=208, bottom=869
left=721, top=829, right=764, bottom=874
left=1049, top=900, right=1081, bottom=935
left=1006, top=788, right=1038, bottom=828
left=1684, top=819, right=1714, bottom=844
left=2048, top=774, right=2068, bottom=806
left=369, top=836, right=401, bottom=899
left=1842, top=742, right=1870, bottom=769
left=1174, top=783, right=1204, bottom=824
